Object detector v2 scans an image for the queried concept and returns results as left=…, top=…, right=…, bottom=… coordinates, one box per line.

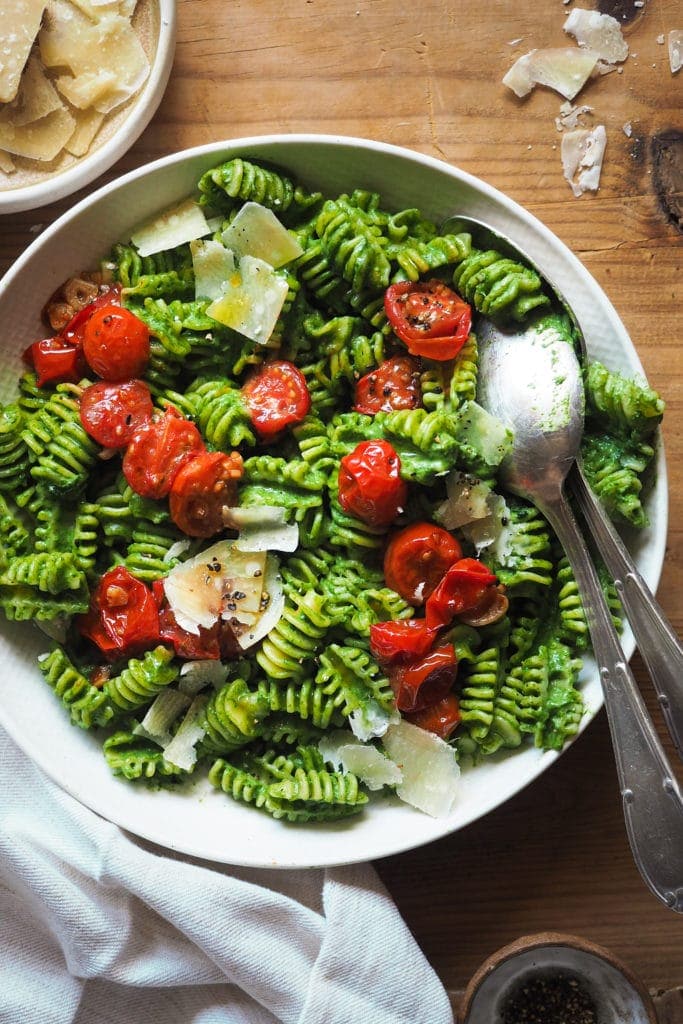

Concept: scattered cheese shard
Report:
left=561, top=125, right=607, bottom=197
left=56, top=69, right=118, bottom=109
left=179, top=659, right=229, bottom=695
left=1, top=54, right=63, bottom=127
left=319, top=732, right=403, bottom=791
left=131, top=198, right=212, bottom=257
left=225, top=505, right=300, bottom=553
left=64, top=105, right=105, bottom=156
left=0, top=104, right=76, bottom=160
left=191, top=238, right=236, bottom=301
left=0, top=0, right=47, bottom=103
left=555, top=101, right=593, bottom=132
left=162, top=696, right=208, bottom=771
left=503, top=47, right=600, bottom=100
left=0, top=149, right=16, bottom=173
left=206, top=255, right=290, bottom=344
left=669, top=30, right=682, bottom=74
left=563, top=9, right=629, bottom=64
left=382, top=721, right=460, bottom=818
left=221, top=202, right=303, bottom=268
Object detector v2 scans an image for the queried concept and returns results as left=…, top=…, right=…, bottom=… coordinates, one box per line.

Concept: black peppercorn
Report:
left=500, top=971, right=599, bottom=1024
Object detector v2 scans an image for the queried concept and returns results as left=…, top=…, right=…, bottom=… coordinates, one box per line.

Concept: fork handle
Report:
left=569, top=462, right=683, bottom=761
left=541, top=491, right=683, bottom=913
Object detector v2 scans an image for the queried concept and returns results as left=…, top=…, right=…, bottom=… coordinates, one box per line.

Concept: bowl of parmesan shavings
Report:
left=0, top=0, right=176, bottom=215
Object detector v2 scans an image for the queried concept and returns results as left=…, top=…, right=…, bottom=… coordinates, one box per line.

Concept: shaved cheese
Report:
left=236, top=554, right=284, bottom=650
left=135, top=689, right=191, bottom=746
left=206, top=255, right=290, bottom=345
left=2, top=55, right=63, bottom=127
left=0, top=0, right=46, bottom=103
left=349, top=701, right=400, bottom=742
left=0, top=105, right=76, bottom=160
left=0, top=149, right=16, bottom=173
left=555, top=101, right=593, bottom=132
left=191, top=239, right=236, bottom=301
left=64, top=105, right=105, bottom=155
left=179, top=659, right=228, bottom=694
left=561, top=125, right=607, bottom=197
left=56, top=69, right=118, bottom=109
left=435, top=472, right=508, bottom=553
left=225, top=506, right=300, bottom=553
left=669, top=30, right=682, bottom=74
left=39, top=3, right=149, bottom=114
left=382, top=721, right=460, bottom=818
left=563, top=9, right=629, bottom=64
left=163, top=541, right=267, bottom=635
left=319, top=732, right=403, bottom=791
left=162, top=696, right=208, bottom=771
left=503, top=47, right=599, bottom=100
left=221, top=202, right=303, bottom=268
left=131, top=198, right=212, bottom=257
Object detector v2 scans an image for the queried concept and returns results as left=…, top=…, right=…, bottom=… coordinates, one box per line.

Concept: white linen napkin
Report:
left=0, top=727, right=454, bottom=1024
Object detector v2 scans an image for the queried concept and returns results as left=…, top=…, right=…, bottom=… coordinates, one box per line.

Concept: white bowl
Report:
left=0, top=136, right=668, bottom=868
left=0, top=0, right=177, bottom=215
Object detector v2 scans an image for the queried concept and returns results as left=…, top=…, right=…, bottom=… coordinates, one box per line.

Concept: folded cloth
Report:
left=0, top=727, right=454, bottom=1024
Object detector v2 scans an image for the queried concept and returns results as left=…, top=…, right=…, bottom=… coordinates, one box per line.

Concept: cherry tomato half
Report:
left=404, top=692, right=461, bottom=739
left=169, top=450, right=244, bottom=537
left=82, top=305, right=150, bottom=381
left=60, top=284, right=122, bottom=347
left=338, top=439, right=408, bottom=527
left=388, top=643, right=458, bottom=713
left=354, top=356, right=422, bottom=415
left=152, top=580, right=242, bottom=660
left=242, top=360, right=311, bottom=438
left=79, top=379, right=154, bottom=449
left=384, top=521, right=462, bottom=606
left=123, top=407, right=205, bottom=500
left=78, top=566, right=160, bottom=660
left=425, top=557, right=499, bottom=630
left=24, top=337, right=86, bottom=387
left=384, top=279, right=471, bottom=361
left=369, top=617, right=438, bottom=665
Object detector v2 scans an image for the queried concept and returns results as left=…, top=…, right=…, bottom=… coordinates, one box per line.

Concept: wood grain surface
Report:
left=1, top=0, right=681, bottom=1008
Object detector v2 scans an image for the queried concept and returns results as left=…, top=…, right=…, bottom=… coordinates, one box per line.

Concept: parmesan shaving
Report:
left=555, top=101, right=593, bottom=131
left=563, top=9, right=629, bottom=64
left=503, top=47, right=600, bottom=100
left=206, top=255, right=290, bottom=345
left=318, top=732, right=403, bottom=791
left=0, top=0, right=46, bottom=103
left=1, top=55, right=63, bottom=127
left=64, top=106, right=105, bottom=156
left=0, top=105, right=76, bottom=160
left=669, top=30, right=682, bottom=74
left=561, top=125, right=607, bottom=197
left=382, top=721, right=460, bottom=818
left=221, top=202, right=303, bottom=268
left=131, top=199, right=212, bottom=258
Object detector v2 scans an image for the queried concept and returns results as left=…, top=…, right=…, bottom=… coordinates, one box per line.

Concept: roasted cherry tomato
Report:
left=388, top=643, right=458, bottom=713
left=384, top=521, right=462, bottom=606
left=123, top=407, right=205, bottom=500
left=24, top=337, right=86, bottom=387
left=404, top=692, right=461, bottom=739
left=242, top=360, right=311, bottom=438
left=370, top=617, right=438, bottom=665
left=82, top=305, right=150, bottom=381
left=152, top=581, right=241, bottom=660
left=169, top=450, right=244, bottom=537
left=78, top=566, right=160, bottom=660
left=60, top=284, right=122, bottom=347
left=354, top=355, right=421, bottom=415
left=79, top=379, right=154, bottom=448
left=338, top=439, right=408, bottom=527
left=384, top=279, right=471, bottom=361
left=425, top=557, right=498, bottom=630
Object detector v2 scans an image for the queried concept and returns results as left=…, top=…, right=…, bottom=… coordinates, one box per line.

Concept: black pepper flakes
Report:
left=500, top=972, right=599, bottom=1024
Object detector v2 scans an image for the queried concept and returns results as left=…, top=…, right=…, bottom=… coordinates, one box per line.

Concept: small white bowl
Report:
left=0, top=0, right=177, bottom=216
left=459, top=932, right=658, bottom=1024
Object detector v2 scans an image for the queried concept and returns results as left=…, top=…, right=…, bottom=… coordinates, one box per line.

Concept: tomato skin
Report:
left=152, top=581, right=241, bottom=660
left=370, top=617, right=438, bottom=665
left=79, top=379, right=154, bottom=448
left=61, top=284, right=122, bottom=347
left=404, top=692, right=461, bottom=739
left=123, top=408, right=205, bottom=500
left=82, top=305, right=150, bottom=381
left=169, top=450, right=244, bottom=537
left=242, top=360, right=311, bottom=437
left=354, top=356, right=421, bottom=415
left=384, top=280, right=471, bottom=361
left=384, top=521, right=462, bottom=606
left=388, top=643, right=458, bottom=713
left=425, top=557, right=499, bottom=630
left=338, top=439, right=408, bottom=527
left=24, top=337, right=86, bottom=387
left=78, top=566, right=160, bottom=660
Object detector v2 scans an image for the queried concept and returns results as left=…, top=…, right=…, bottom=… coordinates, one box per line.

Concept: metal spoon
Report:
left=444, top=217, right=683, bottom=912
left=448, top=215, right=683, bottom=762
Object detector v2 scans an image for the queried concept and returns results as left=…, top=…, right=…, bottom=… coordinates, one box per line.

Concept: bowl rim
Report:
left=0, top=0, right=178, bottom=216
left=458, top=931, right=658, bottom=1024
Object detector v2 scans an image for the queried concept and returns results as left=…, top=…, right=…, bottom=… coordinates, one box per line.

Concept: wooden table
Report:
left=2, top=0, right=681, bottom=1013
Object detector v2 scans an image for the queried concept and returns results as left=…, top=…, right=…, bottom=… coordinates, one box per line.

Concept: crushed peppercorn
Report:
left=500, top=971, right=599, bottom=1024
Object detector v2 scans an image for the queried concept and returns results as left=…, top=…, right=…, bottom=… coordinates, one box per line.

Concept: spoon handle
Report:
left=541, top=491, right=683, bottom=913
left=569, top=461, right=683, bottom=761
